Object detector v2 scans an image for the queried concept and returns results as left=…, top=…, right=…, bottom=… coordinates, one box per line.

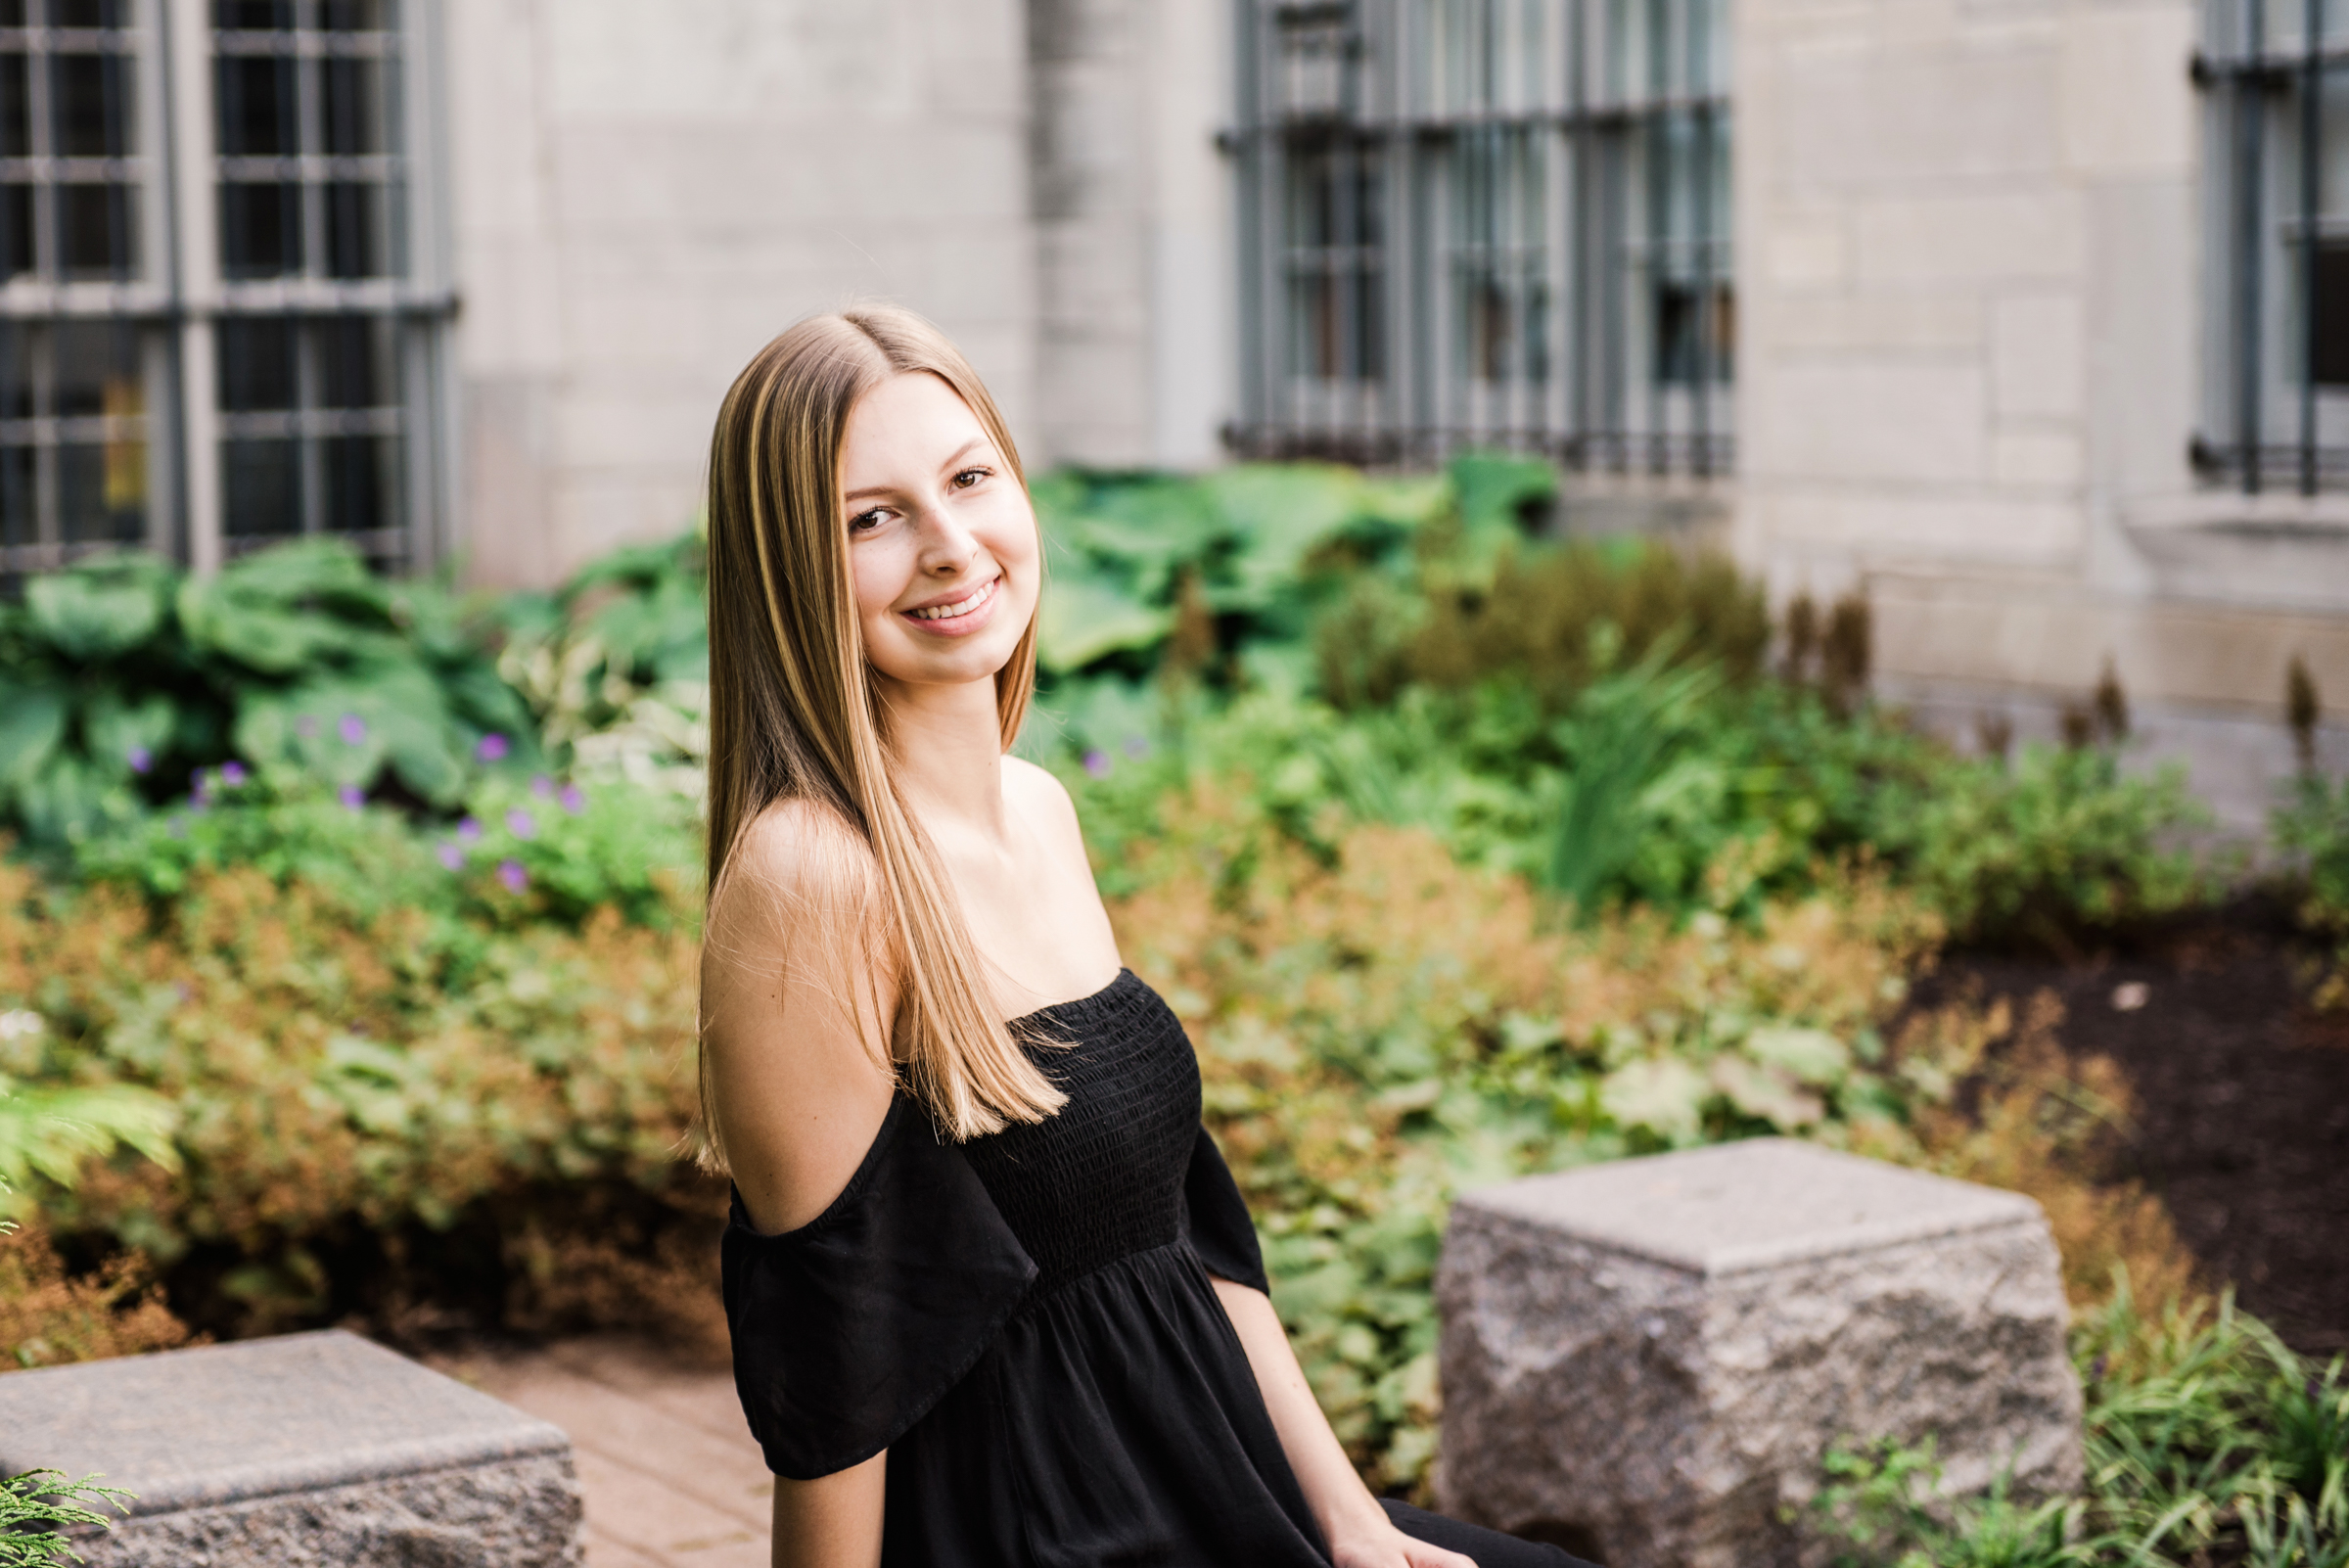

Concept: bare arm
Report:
left=1212, top=1278, right=1478, bottom=1568
left=771, top=1453, right=886, bottom=1568
left=699, top=805, right=899, bottom=1566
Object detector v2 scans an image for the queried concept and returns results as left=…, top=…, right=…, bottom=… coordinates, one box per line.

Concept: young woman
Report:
left=697, top=305, right=1591, bottom=1568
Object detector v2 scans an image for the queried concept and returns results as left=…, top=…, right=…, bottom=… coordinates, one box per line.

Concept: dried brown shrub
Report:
left=0, top=1222, right=199, bottom=1370
left=0, top=854, right=708, bottom=1341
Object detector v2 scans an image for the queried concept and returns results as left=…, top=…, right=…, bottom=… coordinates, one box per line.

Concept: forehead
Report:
left=839, top=372, right=985, bottom=467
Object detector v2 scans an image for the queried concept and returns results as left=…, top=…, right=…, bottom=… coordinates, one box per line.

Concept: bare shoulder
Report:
left=701, top=797, right=897, bottom=1231
left=713, top=796, right=878, bottom=923
left=1001, top=755, right=1087, bottom=853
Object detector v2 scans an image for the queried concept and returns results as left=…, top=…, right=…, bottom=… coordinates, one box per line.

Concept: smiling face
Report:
left=837, top=370, right=1040, bottom=702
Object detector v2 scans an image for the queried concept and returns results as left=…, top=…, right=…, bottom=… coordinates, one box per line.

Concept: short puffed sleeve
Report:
left=720, top=1095, right=1037, bottom=1480
left=1180, top=1124, right=1269, bottom=1294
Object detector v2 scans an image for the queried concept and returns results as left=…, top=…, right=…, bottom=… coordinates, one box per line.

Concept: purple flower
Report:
left=530, top=774, right=555, bottom=800
left=295, top=715, right=319, bottom=738
left=127, top=745, right=152, bottom=774
left=339, top=713, right=367, bottom=746
left=437, top=842, right=466, bottom=870
left=1124, top=735, right=1150, bottom=759
left=476, top=732, right=509, bottom=763
left=339, top=784, right=366, bottom=810
left=456, top=815, right=483, bottom=843
left=506, top=808, right=537, bottom=840
left=189, top=796, right=210, bottom=815
left=220, top=761, right=248, bottom=787
left=497, top=859, right=529, bottom=894
left=560, top=784, right=585, bottom=813
left=1082, top=750, right=1111, bottom=779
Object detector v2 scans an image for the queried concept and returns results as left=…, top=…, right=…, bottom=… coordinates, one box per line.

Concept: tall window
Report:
left=1231, top=0, right=1732, bottom=475
left=2197, top=0, right=2347, bottom=494
left=0, top=0, right=168, bottom=574
left=0, top=0, right=444, bottom=584
left=212, top=0, right=419, bottom=561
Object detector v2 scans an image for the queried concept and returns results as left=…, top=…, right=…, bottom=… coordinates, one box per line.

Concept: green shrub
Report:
left=1052, top=677, right=2212, bottom=945
left=1337, top=535, right=1772, bottom=712
left=70, top=765, right=700, bottom=940
left=493, top=532, right=710, bottom=801
left=0, top=1470, right=131, bottom=1567
left=0, top=847, right=708, bottom=1338
left=1815, top=1283, right=2348, bottom=1567
left=1107, top=790, right=1978, bottom=1489
left=2273, top=772, right=2349, bottom=1007
left=1880, top=746, right=2212, bottom=946
left=0, top=541, right=535, bottom=850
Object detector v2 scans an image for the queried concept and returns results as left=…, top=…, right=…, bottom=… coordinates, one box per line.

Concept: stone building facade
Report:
left=1, top=0, right=2340, bottom=817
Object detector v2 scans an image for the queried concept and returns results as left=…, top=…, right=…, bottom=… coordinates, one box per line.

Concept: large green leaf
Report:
left=236, top=661, right=469, bottom=805
left=0, top=681, right=67, bottom=787
left=80, top=689, right=178, bottom=780
left=1037, top=573, right=1174, bottom=673
left=0, top=1078, right=180, bottom=1198
left=23, top=555, right=171, bottom=660
left=1205, top=464, right=1370, bottom=608
left=14, top=751, right=130, bottom=844
left=178, top=538, right=404, bottom=674
left=214, top=535, right=389, bottom=616
left=1449, top=449, right=1558, bottom=536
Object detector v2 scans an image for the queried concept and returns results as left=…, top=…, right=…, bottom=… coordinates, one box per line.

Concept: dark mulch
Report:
left=1925, top=900, right=2349, bottom=1357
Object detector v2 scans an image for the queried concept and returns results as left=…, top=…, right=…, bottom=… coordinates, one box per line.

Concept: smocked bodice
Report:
left=959, top=969, right=1206, bottom=1295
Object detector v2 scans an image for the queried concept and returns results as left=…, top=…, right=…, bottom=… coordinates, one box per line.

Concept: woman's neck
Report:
left=874, top=672, right=1009, bottom=843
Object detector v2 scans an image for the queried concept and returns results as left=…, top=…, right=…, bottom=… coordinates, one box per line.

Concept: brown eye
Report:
left=849, top=509, right=884, bottom=532
left=951, top=467, right=989, bottom=490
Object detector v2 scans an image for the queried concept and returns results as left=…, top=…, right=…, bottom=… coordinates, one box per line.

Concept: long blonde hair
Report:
left=701, top=305, right=1062, bottom=1146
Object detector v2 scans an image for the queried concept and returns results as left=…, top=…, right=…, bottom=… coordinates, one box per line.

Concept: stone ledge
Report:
left=0, top=1329, right=582, bottom=1567
left=1461, top=1137, right=2043, bottom=1277
left=1437, top=1139, right=2082, bottom=1568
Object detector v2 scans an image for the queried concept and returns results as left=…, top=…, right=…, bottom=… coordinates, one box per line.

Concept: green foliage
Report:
left=1325, top=532, right=1772, bottom=712
left=1879, top=745, right=2212, bottom=946
left=0, top=1471, right=131, bottom=1567
left=1809, top=1441, right=2104, bottom=1568
left=1031, top=459, right=1451, bottom=682
left=1110, top=794, right=1958, bottom=1487
left=0, top=540, right=534, bottom=849
left=1050, top=671, right=2210, bottom=945
left=69, top=765, right=699, bottom=940
left=0, top=848, right=705, bottom=1334
left=494, top=532, right=709, bottom=800
left=2274, top=772, right=2349, bottom=1007
left=1815, top=1281, right=2349, bottom=1566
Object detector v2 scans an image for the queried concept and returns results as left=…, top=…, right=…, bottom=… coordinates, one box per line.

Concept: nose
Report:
left=910, top=501, right=981, bottom=578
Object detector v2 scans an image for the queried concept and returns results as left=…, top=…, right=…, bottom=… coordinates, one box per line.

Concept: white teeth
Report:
left=908, top=579, right=997, bottom=622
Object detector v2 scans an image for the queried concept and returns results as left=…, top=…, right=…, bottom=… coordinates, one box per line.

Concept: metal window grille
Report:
left=212, top=0, right=421, bottom=564
left=2195, top=0, right=2348, bottom=494
left=0, top=0, right=170, bottom=574
left=0, top=0, right=445, bottom=586
left=1229, top=0, right=1732, bottom=475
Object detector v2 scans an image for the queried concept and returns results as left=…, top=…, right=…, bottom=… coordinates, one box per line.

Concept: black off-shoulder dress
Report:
left=722, top=968, right=1587, bottom=1568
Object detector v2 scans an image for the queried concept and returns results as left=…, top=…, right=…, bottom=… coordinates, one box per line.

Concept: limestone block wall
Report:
left=444, top=0, right=1037, bottom=589
left=1732, top=0, right=2349, bottom=810
left=1029, top=0, right=1235, bottom=470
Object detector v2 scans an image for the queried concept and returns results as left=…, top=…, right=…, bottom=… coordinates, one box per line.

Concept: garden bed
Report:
left=1929, top=903, right=2349, bottom=1357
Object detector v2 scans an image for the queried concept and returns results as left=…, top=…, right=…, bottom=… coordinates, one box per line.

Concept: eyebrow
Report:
left=842, top=438, right=991, bottom=505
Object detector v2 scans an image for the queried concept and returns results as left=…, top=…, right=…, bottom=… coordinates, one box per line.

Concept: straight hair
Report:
left=699, top=305, right=1060, bottom=1155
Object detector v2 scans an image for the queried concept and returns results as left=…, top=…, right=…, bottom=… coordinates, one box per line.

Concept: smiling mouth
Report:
left=904, top=577, right=999, bottom=623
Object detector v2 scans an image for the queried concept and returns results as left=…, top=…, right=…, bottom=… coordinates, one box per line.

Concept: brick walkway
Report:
left=432, top=1336, right=769, bottom=1568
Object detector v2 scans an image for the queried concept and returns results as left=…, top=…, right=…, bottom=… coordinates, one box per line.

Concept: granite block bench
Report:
left=1436, top=1138, right=2081, bottom=1568
left=0, top=1329, right=583, bottom=1567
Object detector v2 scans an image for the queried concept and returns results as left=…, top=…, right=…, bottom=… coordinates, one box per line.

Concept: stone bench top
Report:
left=1455, top=1137, right=2045, bottom=1277
left=0, top=1329, right=571, bottom=1518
